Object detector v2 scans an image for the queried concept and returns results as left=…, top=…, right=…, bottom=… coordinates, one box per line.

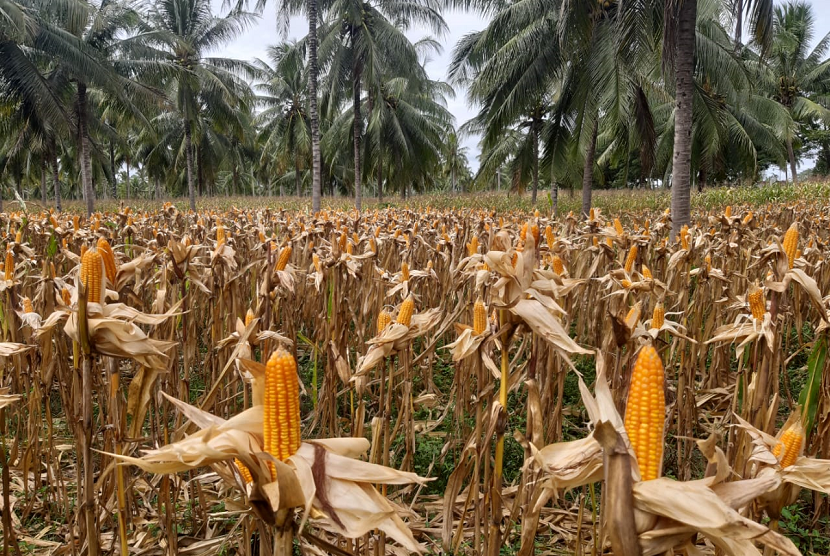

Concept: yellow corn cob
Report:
left=743, top=211, right=753, bottom=224
left=651, top=302, right=665, bottom=330
left=482, top=261, right=489, bottom=271
left=245, top=309, right=255, bottom=327
left=73, top=215, right=79, bottom=232
left=235, top=459, right=253, bottom=483
left=473, top=297, right=487, bottom=335
left=15, top=230, right=22, bottom=243
left=377, top=310, right=392, bottom=335
left=783, top=223, right=798, bottom=269
left=520, top=222, right=528, bottom=243
left=97, top=238, right=117, bottom=286
left=80, top=248, right=103, bottom=305
left=352, top=232, right=359, bottom=244
left=624, top=345, right=665, bottom=481
left=467, top=235, right=479, bottom=256
left=589, top=208, right=595, bottom=221
left=680, top=226, right=689, bottom=250
left=621, top=279, right=633, bottom=289
left=624, top=245, right=638, bottom=273
left=61, top=287, right=71, bottom=306
left=606, top=237, right=613, bottom=248
left=592, top=237, right=599, bottom=247
left=393, top=229, right=401, bottom=239
left=50, top=216, right=58, bottom=228
left=263, top=348, right=301, bottom=480
left=511, top=252, right=518, bottom=267
left=22, top=297, right=33, bottom=314
left=771, top=422, right=804, bottom=469
left=313, top=253, right=322, bottom=273
left=346, top=241, right=354, bottom=255
left=4, top=249, right=13, bottom=281
left=724, top=206, right=732, bottom=218
left=401, top=261, right=410, bottom=282
left=258, top=231, right=266, bottom=243
left=339, top=233, right=348, bottom=251
left=614, top=218, right=624, bottom=236
left=641, top=265, right=652, bottom=280
left=531, top=224, right=540, bottom=246
left=397, top=296, right=415, bottom=326
left=747, top=283, right=766, bottom=321
left=216, top=224, right=226, bottom=246
left=374, top=226, right=381, bottom=238
left=545, top=225, right=554, bottom=248
left=625, top=302, right=642, bottom=329
left=552, top=255, right=565, bottom=275
left=275, top=246, right=292, bottom=271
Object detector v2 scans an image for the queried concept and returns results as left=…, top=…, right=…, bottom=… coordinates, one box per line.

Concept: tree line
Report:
left=0, top=0, right=829, bottom=233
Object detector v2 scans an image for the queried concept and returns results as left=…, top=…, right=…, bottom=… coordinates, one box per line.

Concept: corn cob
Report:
left=275, top=246, right=292, bottom=271
left=624, top=345, right=666, bottom=481
left=545, top=225, right=554, bottom=248
left=552, top=255, right=565, bottom=275
left=401, top=262, right=410, bottom=282
left=625, top=302, right=642, bottom=329
left=73, top=215, right=79, bottom=232
left=772, top=421, right=804, bottom=469
left=245, top=308, right=255, bottom=327
left=606, top=237, right=613, bottom=248
left=473, top=297, right=487, bottom=335
left=61, top=287, right=71, bottom=306
left=641, top=265, right=652, bottom=280
left=531, top=224, right=540, bottom=245
left=592, top=237, right=599, bottom=248
left=15, top=229, right=22, bottom=243
left=216, top=224, right=226, bottom=246
left=340, top=233, right=348, bottom=251
left=651, top=302, right=665, bottom=330
left=377, top=310, right=392, bottom=334
left=624, top=245, right=638, bottom=273
left=747, top=283, right=766, bottom=321
left=724, top=206, right=732, bottom=218
left=621, top=279, right=632, bottom=289
left=783, top=223, right=798, bottom=269
left=614, top=218, right=624, bottom=236
left=346, top=241, right=354, bottom=255
left=705, top=254, right=712, bottom=273
left=743, top=211, right=753, bottom=224
left=511, top=252, right=518, bottom=268
left=80, top=248, right=104, bottom=305
left=235, top=459, right=253, bottom=483
left=589, top=208, right=595, bottom=221
left=520, top=222, right=528, bottom=243
left=4, top=249, right=12, bottom=281
left=397, top=296, right=415, bottom=326
left=263, top=349, right=301, bottom=480
left=467, top=235, right=479, bottom=256
left=22, top=297, right=33, bottom=314
left=97, top=238, right=117, bottom=286
left=680, top=226, right=689, bottom=250
left=313, top=253, right=322, bottom=273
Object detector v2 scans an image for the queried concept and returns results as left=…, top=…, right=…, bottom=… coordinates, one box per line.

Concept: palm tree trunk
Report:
left=295, top=155, right=301, bottom=196
left=109, top=142, right=117, bottom=198
left=185, top=122, right=196, bottom=211
left=670, top=0, right=697, bottom=239
left=532, top=124, right=539, bottom=204
left=733, top=0, right=743, bottom=51
left=353, top=65, right=363, bottom=212
left=378, top=137, right=384, bottom=202
left=155, top=177, right=161, bottom=200
left=233, top=165, right=239, bottom=196
left=786, top=136, right=798, bottom=184
left=308, top=0, right=322, bottom=213
left=77, top=82, right=95, bottom=216
left=452, top=166, right=457, bottom=194
left=41, top=157, right=47, bottom=205
left=125, top=156, right=131, bottom=199
left=51, top=143, right=61, bottom=212
left=581, top=121, right=598, bottom=218
left=497, top=168, right=501, bottom=191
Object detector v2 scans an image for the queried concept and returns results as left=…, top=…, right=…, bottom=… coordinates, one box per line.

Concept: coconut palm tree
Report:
left=319, top=0, right=446, bottom=210
left=255, top=41, right=312, bottom=198
left=143, top=0, right=258, bottom=210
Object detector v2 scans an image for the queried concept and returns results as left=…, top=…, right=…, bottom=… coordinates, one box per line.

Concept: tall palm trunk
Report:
left=581, top=120, right=598, bottom=218
left=353, top=64, right=363, bottom=211
left=77, top=82, right=95, bottom=216
left=670, top=0, right=697, bottom=239
left=378, top=136, right=384, bottom=202
left=51, top=141, right=61, bottom=212
left=125, top=156, right=131, bottom=199
left=309, top=0, right=322, bottom=213
left=295, top=154, right=301, bottom=197
left=531, top=123, right=539, bottom=204
left=452, top=165, right=457, bottom=194
left=185, top=122, right=196, bottom=211
left=786, top=136, right=798, bottom=184
left=41, top=157, right=47, bottom=205
left=109, top=142, right=117, bottom=198
left=155, top=177, right=161, bottom=200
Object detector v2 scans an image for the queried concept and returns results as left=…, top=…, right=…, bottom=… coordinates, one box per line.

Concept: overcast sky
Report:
left=211, top=0, right=830, bottom=174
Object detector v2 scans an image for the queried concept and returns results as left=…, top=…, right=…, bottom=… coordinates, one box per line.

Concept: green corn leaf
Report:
left=798, top=334, right=826, bottom=437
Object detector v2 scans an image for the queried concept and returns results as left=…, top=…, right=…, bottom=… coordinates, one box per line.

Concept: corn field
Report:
left=2, top=196, right=830, bottom=556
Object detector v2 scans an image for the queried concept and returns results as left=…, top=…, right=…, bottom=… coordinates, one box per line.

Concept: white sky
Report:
left=211, top=0, right=830, bottom=175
